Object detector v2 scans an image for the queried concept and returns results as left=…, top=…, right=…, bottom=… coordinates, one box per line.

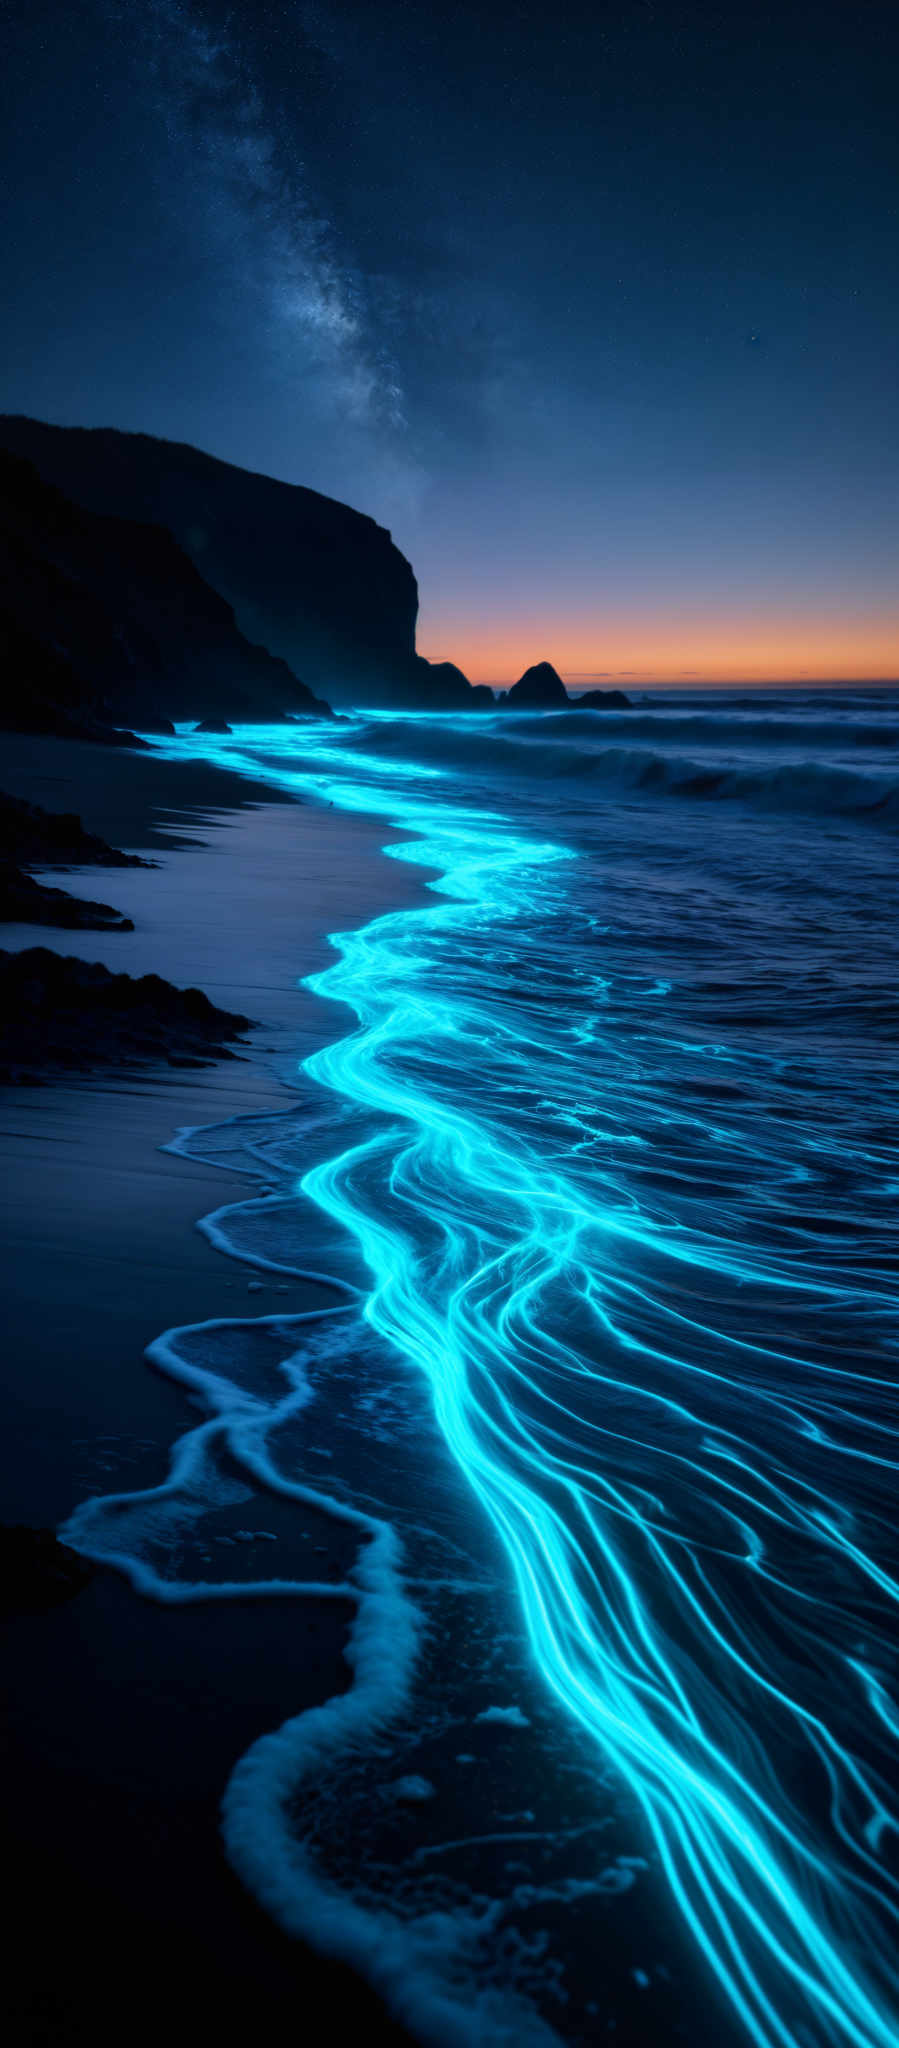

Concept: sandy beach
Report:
left=0, top=734, right=426, bottom=2046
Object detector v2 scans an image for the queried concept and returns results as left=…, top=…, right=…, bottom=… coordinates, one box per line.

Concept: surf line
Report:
left=83, top=721, right=899, bottom=2048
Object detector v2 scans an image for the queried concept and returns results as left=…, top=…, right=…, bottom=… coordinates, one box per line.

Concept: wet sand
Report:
left=0, top=729, right=296, bottom=850
left=0, top=735, right=427, bottom=2046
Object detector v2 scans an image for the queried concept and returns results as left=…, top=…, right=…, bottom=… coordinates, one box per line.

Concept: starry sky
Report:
left=1, top=0, right=897, bottom=683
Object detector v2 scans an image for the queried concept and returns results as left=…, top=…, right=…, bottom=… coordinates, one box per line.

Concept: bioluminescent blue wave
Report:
left=68, top=695, right=899, bottom=2046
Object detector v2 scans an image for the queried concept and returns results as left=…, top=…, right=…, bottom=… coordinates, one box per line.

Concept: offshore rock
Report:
left=504, top=661, right=570, bottom=708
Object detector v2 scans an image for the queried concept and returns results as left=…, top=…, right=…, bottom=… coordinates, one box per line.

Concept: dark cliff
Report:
left=0, top=450, right=331, bottom=736
left=0, top=416, right=424, bottom=708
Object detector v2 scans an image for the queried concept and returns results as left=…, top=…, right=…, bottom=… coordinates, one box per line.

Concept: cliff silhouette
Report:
left=0, top=416, right=477, bottom=710
left=0, top=418, right=630, bottom=720
left=0, top=447, right=334, bottom=736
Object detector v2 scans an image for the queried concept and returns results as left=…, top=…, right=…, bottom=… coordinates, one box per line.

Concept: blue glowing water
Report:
left=66, top=691, right=899, bottom=2047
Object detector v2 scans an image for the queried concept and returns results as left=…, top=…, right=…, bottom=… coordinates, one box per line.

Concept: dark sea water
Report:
left=66, top=692, right=899, bottom=2048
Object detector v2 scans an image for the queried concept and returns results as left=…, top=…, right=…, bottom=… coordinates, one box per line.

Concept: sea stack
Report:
left=504, top=662, right=569, bottom=708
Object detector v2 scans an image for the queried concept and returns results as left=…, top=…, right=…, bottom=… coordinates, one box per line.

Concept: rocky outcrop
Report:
left=0, top=416, right=422, bottom=709
left=0, top=416, right=506, bottom=713
left=504, top=662, right=570, bottom=708
left=0, top=948, right=254, bottom=1082
left=0, top=867, right=134, bottom=931
left=0, top=790, right=151, bottom=869
left=500, top=668, right=633, bottom=711
left=0, top=450, right=333, bottom=736
left=1, top=417, right=639, bottom=720
left=0, top=789, right=149, bottom=929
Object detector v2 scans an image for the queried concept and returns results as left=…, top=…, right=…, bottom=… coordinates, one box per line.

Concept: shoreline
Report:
left=0, top=733, right=428, bottom=2045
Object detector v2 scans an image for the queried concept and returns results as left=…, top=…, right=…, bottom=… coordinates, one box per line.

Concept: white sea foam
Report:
left=62, top=699, right=899, bottom=2047
left=62, top=1176, right=626, bottom=2046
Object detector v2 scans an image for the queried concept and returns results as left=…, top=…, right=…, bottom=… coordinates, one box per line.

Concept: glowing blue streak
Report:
left=150, top=720, right=899, bottom=2048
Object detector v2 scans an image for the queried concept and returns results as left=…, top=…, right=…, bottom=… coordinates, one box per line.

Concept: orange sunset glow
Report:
left=421, top=605, right=899, bottom=688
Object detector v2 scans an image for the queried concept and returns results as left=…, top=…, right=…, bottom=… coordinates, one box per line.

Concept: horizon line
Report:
left=421, top=670, right=899, bottom=691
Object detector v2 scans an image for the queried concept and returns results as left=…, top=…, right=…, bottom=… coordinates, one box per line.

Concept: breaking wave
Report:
left=337, top=715, right=899, bottom=828
left=63, top=694, right=899, bottom=2047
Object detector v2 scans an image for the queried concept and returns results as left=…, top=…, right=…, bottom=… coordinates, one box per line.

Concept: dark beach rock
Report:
left=0, top=789, right=151, bottom=868
left=573, top=687, right=631, bottom=709
left=0, top=790, right=146, bottom=931
left=195, top=717, right=232, bottom=734
left=0, top=864, right=133, bottom=930
left=0, top=1525, right=96, bottom=1616
left=504, top=662, right=570, bottom=709
left=0, top=948, right=254, bottom=1082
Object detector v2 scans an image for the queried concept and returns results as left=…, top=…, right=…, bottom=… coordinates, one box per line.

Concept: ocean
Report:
left=65, top=690, right=899, bottom=2048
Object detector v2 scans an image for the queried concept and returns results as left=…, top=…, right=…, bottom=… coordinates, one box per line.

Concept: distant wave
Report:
left=664, top=692, right=899, bottom=714
left=571, top=746, right=899, bottom=824
left=521, top=710, right=899, bottom=750
left=66, top=712, right=899, bottom=2048
left=344, top=718, right=899, bottom=828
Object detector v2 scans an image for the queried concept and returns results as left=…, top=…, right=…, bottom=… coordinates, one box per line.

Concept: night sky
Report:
left=2, top=0, right=897, bottom=683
